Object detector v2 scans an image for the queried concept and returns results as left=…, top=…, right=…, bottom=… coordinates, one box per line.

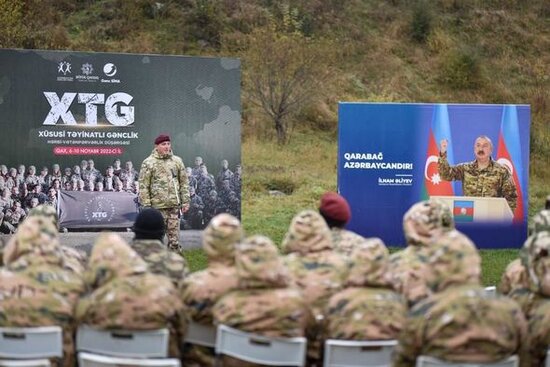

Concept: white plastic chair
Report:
left=0, top=326, right=63, bottom=361
left=184, top=321, right=216, bottom=348
left=416, top=355, right=519, bottom=367
left=546, top=350, right=550, bottom=367
left=484, top=286, right=497, bottom=296
left=324, top=339, right=398, bottom=367
left=215, top=324, right=307, bottom=366
left=78, top=352, right=181, bottom=367
left=0, top=360, right=51, bottom=367
left=76, top=325, right=169, bottom=358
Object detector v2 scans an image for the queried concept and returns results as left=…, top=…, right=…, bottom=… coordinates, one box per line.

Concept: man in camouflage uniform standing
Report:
left=438, top=136, right=517, bottom=211
left=393, top=230, right=527, bottom=367
left=131, top=207, right=189, bottom=285
left=139, top=134, right=189, bottom=251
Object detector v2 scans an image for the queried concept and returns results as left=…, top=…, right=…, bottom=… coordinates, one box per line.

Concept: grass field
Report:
left=183, top=129, right=535, bottom=286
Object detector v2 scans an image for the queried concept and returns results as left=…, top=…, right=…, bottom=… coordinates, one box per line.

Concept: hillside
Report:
left=1, top=0, right=549, bottom=230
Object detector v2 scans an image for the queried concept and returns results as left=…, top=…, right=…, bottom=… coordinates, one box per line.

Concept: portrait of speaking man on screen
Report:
left=437, top=135, right=517, bottom=212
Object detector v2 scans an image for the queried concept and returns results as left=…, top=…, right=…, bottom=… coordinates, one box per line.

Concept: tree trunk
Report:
left=275, top=117, right=287, bottom=145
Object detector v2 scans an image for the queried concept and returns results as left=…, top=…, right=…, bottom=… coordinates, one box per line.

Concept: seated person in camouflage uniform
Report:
left=507, top=231, right=550, bottom=320
left=179, top=213, right=243, bottom=367
left=282, top=209, right=349, bottom=365
left=324, top=239, right=406, bottom=341
left=393, top=230, right=527, bottom=367
left=2, top=215, right=85, bottom=367
left=131, top=207, right=189, bottom=285
left=213, top=235, right=312, bottom=367
left=76, top=233, right=184, bottom=357
left=318, top=191, right=381, bottom=256
left=388, top=199, right=454, bottom=306
left=27, top=204, right=88, bottom=274
left=499, top=209, right=550, bottom=295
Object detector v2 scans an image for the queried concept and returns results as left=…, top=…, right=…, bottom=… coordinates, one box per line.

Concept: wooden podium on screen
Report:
left=430, top=196, right=513, bottom=223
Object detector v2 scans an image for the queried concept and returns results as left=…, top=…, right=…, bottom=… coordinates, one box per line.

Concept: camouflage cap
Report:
left=425, top=230, right=480, bottom=292
left=530, top=209, right=550, bottom=235
left=346, top=237, right=391, bottom=288
left=520, top=231, right=550, bottom=296
left=281, top=210, right=333, bottom=255
left=27, top=204, right=59, bottom=229
left=403, top=199, right=454, bottom=247
left=236, top=235, right=289, bottom=289
left=3, top=216, right=62, bottom=268
left=85, top=232, right=148, bottom=288
left=203, top=213, right=243, bottom=265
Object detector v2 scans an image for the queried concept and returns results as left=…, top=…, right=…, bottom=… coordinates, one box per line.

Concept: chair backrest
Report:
left=416, top=355, right=519, bottom=367
left=184, top=321, right=216, bottom=348
left=0, top=360, right=51, bottom=367
left=546, top=350, right=550, bottom=367
left=484, top=286, right=497, bottom=296
left=324, top=339, right=398, bottom=367
left=76, top=325, right=169, bottom=358
left=215, top=324, right=307, bottom=367
left=78, top=352, right=180, bottom=367
left=0, top=326, right=63, bottom=359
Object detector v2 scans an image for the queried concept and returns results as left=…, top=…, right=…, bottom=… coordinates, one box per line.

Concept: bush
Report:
left=439, top=48, right=483, bottom=89
left=410, top=1, right=431, bottom=43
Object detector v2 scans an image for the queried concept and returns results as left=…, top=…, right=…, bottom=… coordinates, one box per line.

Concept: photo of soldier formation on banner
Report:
left=0, top=156, right=241, bottom=233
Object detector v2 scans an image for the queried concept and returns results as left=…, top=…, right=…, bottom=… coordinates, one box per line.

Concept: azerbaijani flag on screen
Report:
left=454, top=200, right=474, bottom=222
left=423, top=104, right=455, bottom=199
left=496, top=105, right=524, bottom=223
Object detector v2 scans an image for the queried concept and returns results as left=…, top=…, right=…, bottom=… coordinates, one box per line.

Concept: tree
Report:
left=241, top=16, right=334, bottom=144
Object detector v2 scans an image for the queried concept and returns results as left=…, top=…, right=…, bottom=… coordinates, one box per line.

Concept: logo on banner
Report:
left=58, top=62, right=71, bottom=75
left=103, top=63, right=117, bottom=76
left=84, top=195, right=116, bottom=223
left=424, top=156, right=443, bottom=185
left=81, top=63, right=94, bottom=75
left=453, top=200, right=474, bottom=222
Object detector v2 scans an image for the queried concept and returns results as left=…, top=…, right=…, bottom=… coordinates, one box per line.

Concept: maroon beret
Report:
left=319, top=192, right=351, bottom=223
left=154, top=134, right=170, bottom=145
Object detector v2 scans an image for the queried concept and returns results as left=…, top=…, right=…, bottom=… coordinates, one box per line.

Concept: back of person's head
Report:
left=424, top=230, right=480, bottom=293
left=521, top=231, right=550, bottom=297
left=3, top=215, right=61, bottom=268
left=403, top=199, right=454, bottom=247
left=319, top=192, right=351, bottom=228
left=28, top=204, right=59, bottom=229
left=86, top=232, right=148, bottom=289
left=236, top=235, right=289, bottom=289
left=281, top=209, right=333, bottom=255
left=133, top=208, right=165, bottom=241
left=203, top=213, right=243, bottom=265
left=346, top=238, right=390, bottom=288
left=530, top=209, right=550, bottom=235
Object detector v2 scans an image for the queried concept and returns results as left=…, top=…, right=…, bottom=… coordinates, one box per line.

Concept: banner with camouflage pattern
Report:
left=0, top=49, right=241, bottom=230
left=338, top=103, right=530, bottom=248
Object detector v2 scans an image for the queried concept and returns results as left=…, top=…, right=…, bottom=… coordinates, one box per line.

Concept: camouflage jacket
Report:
left=438, top=154, right=517, bottom=211
left=388, top=246, right=432, bottom=306
left=525, top=299, right=550, bottom=367
left=325, top=288, right=405, bottom=340
left=139, top=149, right=189, bottom=209
left=329, top=227, right=366, bottom=256
left=77, top=233, right=184, bottom=357
left=131, top=238, right=189, bottom=285
left=393, top=285, right=527, bottom=367
left=499, top=258, right=529, bottom=295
